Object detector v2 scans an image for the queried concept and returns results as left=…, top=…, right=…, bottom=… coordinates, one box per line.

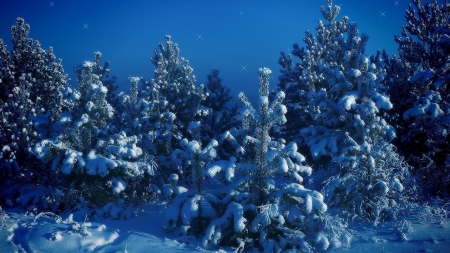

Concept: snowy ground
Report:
left=1, top=203, right=449, bottom=253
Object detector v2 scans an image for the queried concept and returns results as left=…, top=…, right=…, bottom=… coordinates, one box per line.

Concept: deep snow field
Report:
left=1, top=200, right=449, bottom=253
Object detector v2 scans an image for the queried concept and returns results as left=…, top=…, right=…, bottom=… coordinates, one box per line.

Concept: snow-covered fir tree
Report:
left=387, top=0, right=450, bottom=198
left=277, top=0, right=414, bottom=222
left=33, top=51, right=113, bottom=184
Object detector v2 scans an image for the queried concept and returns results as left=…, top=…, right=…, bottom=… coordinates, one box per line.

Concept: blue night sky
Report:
left=1, top=0, right=442, bottom=98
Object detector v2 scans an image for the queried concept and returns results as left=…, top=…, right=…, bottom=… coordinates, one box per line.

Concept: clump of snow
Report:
left=86, top=151, right=117, bottom=177
left=371, top=92, right=393, bottom=110
left=107, top=178, right=127, bottom=194
left=82, top=61, right=94, bottom=68
left=338, top=92, right=358, bottom=111
left=206, top=157, right=236, bottom=182
left=188, top=121, right=200, bottom=130
left=61, top=150, right=82, bottom=174
left=259, top=67, right=272, bottom=75
left=75, top=114, right=89, bottom=127
left=85, top=101, right=95, bottom=111
left=314, top=232, right=330, bottom=250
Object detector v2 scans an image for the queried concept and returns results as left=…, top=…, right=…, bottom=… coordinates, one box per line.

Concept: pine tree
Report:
left=33, top=53, right=118, bottom=206
left=388, top=0, right=450, bottom=197
left=0, top=17, right=72, bottom=212
left=203, top=68, right=232, bottom=132
left=145, top=35, right=208, bottom=132
left=200, top=68, right=342, bottom=251
left=277, top=0, right=414, bottom=222
left=164, top=136, right=219, bottom=236
left=0, top=18, right=69, bottom=167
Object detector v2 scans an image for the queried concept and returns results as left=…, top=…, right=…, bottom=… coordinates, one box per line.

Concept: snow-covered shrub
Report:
left=396, top=219, right=415, bottom=241
left=277, top=0, right=414, bottom=222
left=388, top=0, right=450, bottom=198
left=416, top=199, right=450, bottom=226
left=96, top=198, right=134, bottom=220
left=323, top=141, right=415, bottom=225
left=164, top=138, right=219, bottom=235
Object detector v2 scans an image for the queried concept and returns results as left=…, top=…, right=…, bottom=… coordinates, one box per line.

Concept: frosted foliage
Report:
left=185, top=139, right=216, bottom=187
left=206, top=157, right=236, bottom=182
left=107, top=178, right=127, bottom=194
left=403, top=91, right=444, bottom=120
left=61, top=151, right=81, bottom=174
left=107, top=133, right=143, bottom=160
left=324, top=141, right=411, bottom=223
left=86, top=151, right=117, bottom=177
left=85, top=101, right=95, bottom=111
left=202, top=202, right=246, bottom=247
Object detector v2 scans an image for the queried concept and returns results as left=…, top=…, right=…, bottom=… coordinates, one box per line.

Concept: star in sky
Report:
left=196, top=33, right=203, bottom=40
left=380, top=11, right=386, bottom=17
left=240, top=11, right=244, bottom=15
left=83, top=23, right=89, bottom=29
left=241, top=65, right=248, bottom=71
left=394, top=0, right=399, bottom=5
left=50, top=2, right=54, bottom=7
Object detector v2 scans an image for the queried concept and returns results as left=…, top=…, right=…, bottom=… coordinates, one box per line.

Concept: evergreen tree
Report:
left=203, top=68, right=232, bottom=132
left=388, top=0, right=450, bottom=197
left=277, top=0, right=414, bottom=222
left=134, top=36, right=211, bottom=186
left=34, top=52, right=122, bottom=208
left=0, top=17, right=69, bottom=167
left=143, top=35, right=208, bottom=135
left=165, top=68, right=345, bottom=252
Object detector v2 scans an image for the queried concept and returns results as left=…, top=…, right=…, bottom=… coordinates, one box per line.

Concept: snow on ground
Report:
left=1, top=203, right=449, bottom=253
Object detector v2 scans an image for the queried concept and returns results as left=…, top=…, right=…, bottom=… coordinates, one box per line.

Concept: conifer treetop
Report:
left=321, top=0, right=341, bottom=22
